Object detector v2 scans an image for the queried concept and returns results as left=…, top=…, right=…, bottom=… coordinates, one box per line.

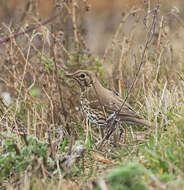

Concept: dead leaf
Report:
left=91, top=152, right=113, bottom=165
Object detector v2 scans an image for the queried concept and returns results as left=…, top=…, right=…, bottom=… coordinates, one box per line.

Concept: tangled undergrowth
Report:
left=0, top=0, right=184, bottom=189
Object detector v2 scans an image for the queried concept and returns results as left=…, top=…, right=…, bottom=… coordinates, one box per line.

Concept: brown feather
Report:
left=66, top=70, right=154, bottom=127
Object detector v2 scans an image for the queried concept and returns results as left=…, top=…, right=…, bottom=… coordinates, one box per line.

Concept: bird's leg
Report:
left=113, top=129, right=121, bottom=147
left=99, top=127, right=104, bottom=140
left=106, top=113, right=125, bottom=146
left=112, top=121, right=123, bottom=147
left=118, top=122, right=127, bottom=144
left=118, top=125, right=127, bottom=144
left=119, top=126, right=124, bottom=140
left=97, top=114, right=121, bottom=149
left=97, top=127, right=116, bottom=150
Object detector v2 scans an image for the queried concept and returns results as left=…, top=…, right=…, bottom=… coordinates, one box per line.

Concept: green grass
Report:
left=0, top=1, right=184, bottom=189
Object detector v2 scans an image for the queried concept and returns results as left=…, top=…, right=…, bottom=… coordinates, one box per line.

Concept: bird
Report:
left=65, top=70, right=153, bottom=128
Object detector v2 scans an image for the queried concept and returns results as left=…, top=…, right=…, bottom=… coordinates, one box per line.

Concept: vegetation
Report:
left=0, top=0, right=184, bottom=189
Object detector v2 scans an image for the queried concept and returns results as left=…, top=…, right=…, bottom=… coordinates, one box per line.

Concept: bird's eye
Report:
left=80, top=73, right=85, bottom=78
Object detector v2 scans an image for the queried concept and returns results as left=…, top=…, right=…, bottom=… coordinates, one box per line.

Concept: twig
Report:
left=51, top=25, right=68, bottom=121
left=98, top=4, right=160, bottom=149
left=71, top=0, right=79, bottom=45
left=103, top=7, right=143, bottom=61
left=0, top=13, right=61, bottom=45
left=115, top=5, right=159, bottom=118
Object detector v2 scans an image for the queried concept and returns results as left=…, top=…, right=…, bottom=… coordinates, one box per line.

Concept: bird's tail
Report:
left=122, top=117, right=155, bottom=127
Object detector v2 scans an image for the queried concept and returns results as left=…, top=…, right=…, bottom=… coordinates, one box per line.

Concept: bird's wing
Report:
left=88, top=86, right=143, bottom=119
left=87, top=85, right=153, bottom=127
left=105, top=101, right=143, bottom=119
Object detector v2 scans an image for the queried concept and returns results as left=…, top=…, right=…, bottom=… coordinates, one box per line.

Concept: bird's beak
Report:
left=65, top=73, right=74, bottom=78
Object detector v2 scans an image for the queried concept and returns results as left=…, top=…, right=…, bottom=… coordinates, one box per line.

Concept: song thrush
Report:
left=66, top=70, right=153, bottom=128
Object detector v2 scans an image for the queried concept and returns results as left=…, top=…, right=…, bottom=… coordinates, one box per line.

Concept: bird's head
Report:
left=65, top=70, right=95, bottom=90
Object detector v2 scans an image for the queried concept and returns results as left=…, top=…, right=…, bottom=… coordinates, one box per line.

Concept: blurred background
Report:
left=0, top=0, right=184, bottom=55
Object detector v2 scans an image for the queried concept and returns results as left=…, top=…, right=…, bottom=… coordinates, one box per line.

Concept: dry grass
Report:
left=0, top=0, right=184, bottom=190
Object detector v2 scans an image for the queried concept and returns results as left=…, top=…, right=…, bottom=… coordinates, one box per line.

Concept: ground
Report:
left=0, top=0, right=184, bottom=190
